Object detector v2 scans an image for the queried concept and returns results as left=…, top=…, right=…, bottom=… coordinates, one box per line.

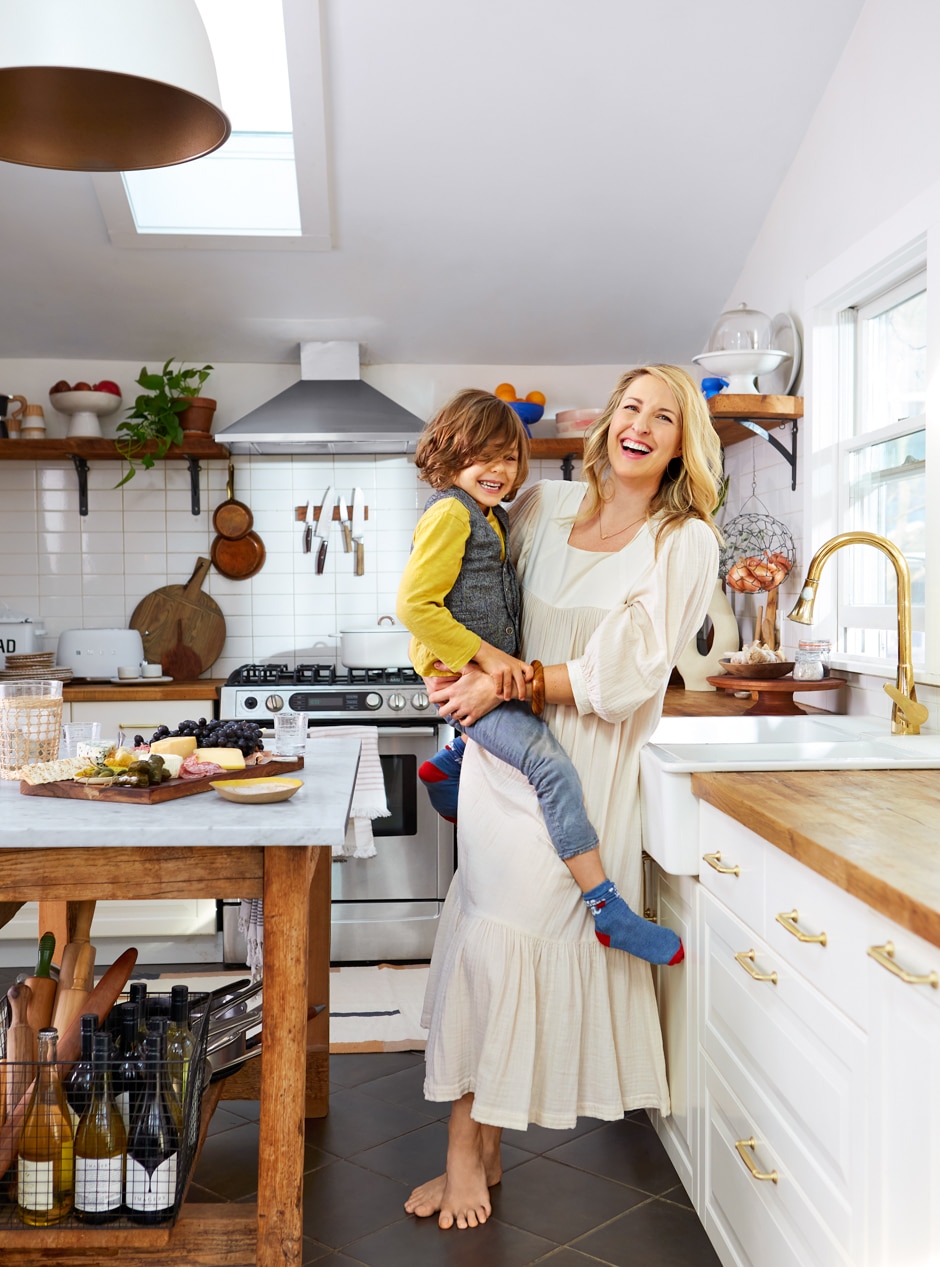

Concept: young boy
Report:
left=395, top=388, right=682, bottom=966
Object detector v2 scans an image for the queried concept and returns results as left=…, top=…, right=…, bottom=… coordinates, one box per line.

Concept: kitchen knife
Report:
left=337, top=492, right=353, bottom=553
left=313, top=485, right=334, bottom=575
left=351, top=487, right=365, bottom=577
left=302, top=500, right=313, bottom=553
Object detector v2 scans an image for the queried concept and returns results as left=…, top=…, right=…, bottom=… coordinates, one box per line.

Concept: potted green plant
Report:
left=115, top=360, right=214, bottom=485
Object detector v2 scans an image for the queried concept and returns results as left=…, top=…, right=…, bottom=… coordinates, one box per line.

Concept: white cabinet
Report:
left=68, top=697, right=211, bottom=744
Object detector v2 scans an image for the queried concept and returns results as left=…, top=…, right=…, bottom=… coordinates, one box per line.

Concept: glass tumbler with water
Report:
left=273, top=710, right=307, bottom=756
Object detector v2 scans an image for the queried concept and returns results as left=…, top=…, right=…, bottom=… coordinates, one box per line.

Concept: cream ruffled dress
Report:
left=422, top=480, right=719, bottom=1130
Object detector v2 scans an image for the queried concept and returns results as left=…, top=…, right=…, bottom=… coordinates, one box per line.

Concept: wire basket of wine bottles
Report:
left=0, top=983, right=211, bottom=1229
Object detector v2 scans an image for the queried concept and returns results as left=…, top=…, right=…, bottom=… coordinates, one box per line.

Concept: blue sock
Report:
left=418, top=734, right=465, bottom=823
left=582, top=879, right=684, bottom=965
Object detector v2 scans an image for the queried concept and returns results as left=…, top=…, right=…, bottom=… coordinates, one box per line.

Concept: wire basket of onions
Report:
left=719, top=506, right=795, bottom=594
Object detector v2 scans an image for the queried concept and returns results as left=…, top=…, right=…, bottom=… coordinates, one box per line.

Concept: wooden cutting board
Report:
left=129, top=556, right=226, bottom=677
left=20, top=754, right=303, bottom=803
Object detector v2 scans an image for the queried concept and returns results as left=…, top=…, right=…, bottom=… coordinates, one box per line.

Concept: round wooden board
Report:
left=706, top=674, right=844, bottom=716
left=129, top=556, right=226, bottom=674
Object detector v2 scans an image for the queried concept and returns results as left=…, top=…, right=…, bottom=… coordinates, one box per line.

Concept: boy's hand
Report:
left=472, top=642, right=533, bottom=701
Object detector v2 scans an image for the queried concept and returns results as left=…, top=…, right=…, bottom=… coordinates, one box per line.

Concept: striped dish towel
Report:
left=239, top=727, right=389, bottom=977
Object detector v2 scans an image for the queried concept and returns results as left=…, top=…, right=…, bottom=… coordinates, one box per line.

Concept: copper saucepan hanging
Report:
left=210, top=462, right=266, bottom=580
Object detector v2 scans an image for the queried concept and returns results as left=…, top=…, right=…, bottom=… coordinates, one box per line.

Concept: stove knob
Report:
left=364, top=692, right=383, bottom=711
left=388, top=693, right=406, bottom=711
left=411, top=692, right=430, bottom=711
left=243, top=696, right=258, bottom=711
left=265, top=694, right=285, bottom=714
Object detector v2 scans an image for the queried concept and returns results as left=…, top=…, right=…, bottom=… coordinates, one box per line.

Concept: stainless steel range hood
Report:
left=215, top=341, right=425, bottom=455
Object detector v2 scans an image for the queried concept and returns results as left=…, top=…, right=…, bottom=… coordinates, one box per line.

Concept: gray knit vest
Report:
left=424, top=487, right=521, bottom=656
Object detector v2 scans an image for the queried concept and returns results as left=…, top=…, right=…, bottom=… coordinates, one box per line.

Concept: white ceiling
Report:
left=0, top=0, right=866, bottom=368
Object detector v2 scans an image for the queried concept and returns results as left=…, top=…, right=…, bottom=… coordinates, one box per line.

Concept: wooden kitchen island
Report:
left=0, top=738, right=360, bottom=1267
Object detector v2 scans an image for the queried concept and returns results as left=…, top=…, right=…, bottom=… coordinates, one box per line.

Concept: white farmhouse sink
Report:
left=640, top=713, right=940, bottom=874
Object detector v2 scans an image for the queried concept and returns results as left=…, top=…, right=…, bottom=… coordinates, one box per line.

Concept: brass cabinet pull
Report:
left=703, top=851, right=740, bottom=876
left=868, top=941, right=938, bottom=988
left=775, top=909, right=827, bottom=947
left=735, top=948, right=778, bottom=985
left=735, top=1137, right=778, bottom=1184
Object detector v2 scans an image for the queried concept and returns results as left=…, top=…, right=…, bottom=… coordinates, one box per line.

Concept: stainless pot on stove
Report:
left=337, top=617, right=411, bottom=668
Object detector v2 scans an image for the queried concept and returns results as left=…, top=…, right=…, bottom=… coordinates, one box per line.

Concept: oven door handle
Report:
left=365, top=726, right=440, bottom=737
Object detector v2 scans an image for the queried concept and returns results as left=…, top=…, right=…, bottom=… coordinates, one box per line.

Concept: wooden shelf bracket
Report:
left=734, top=418, right=798, bottom=491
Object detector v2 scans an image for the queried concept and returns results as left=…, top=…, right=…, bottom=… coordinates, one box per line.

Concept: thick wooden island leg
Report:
left=305, top=845, right=330, bottom=1117
left=255, top=846, right=314, bottom=1267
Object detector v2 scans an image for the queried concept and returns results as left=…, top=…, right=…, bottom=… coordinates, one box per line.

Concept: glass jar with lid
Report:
left=794, top=639, right=831, bottom=681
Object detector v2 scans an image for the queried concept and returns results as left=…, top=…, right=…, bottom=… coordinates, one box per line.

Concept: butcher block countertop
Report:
left=64, top=678, right=225, bottom=702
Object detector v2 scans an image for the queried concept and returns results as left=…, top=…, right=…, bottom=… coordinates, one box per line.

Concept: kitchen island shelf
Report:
left=0, top=435, right=230, bottom=517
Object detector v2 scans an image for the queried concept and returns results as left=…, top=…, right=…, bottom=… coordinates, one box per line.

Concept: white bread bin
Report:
left=57, top=628, right=144, bottom=679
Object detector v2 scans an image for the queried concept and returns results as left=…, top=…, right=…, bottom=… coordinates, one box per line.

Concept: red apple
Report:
left=73, top=381, right=92, bottom=392
left=93, top=380, right=121, bottom=396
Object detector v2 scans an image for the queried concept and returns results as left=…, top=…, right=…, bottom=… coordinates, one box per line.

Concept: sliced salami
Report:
left=178, top=755, right=224, bottom=780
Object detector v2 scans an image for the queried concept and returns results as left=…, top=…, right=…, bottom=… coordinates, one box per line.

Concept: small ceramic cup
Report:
left=140, top=662, right=164, bottom=678
left=116, top=665, right=138, bottom=680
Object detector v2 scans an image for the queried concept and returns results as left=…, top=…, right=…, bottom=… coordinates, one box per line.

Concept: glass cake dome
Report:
left=693, top=302, right=787, bottom=393
left=705, top=303, right=774, bottom=352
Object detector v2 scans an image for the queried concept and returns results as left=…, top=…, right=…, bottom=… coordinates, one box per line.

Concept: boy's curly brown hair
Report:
left=415, top=389, right=530, bottom=500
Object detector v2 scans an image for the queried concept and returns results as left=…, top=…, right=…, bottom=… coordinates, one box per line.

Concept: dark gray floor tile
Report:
left=302, top=1237, right=340, bottom=1264
left=301, top=1159, right=410, bottom=1248
left=546, top=1118, right=679, bottom=1196
left=491, top=1156, right=647, bottom=1243
left=215, top=1097, right=261, bottom=1122
left=661, top=1182, right=694, bottom=1210
left=191, top=1120, right=259, bottom=1201
left=503, top=1117, right=607, bottom=1155
left=307, top=1255, right=372, bottom=1266
left=534, top=1250, right=621, bottom=1267
left=330, top=1051, right=425, bottom=1088
left=206, top=1103, right=256, bottom=1136
left=184, top=1180, right=227, bottom=1204
left=348, top=1211, right=556, bottom=1267
left=352, top=1121, right=449, bottom=1186
left=305, top=1085, right=438, bottom=1158
left=573, top=1198, right=722, bottom=1266
left=355, top=1060, right=449, bottom=1120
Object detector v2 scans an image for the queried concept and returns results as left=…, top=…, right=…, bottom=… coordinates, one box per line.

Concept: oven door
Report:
left=329, top=723, right=456, bottom=963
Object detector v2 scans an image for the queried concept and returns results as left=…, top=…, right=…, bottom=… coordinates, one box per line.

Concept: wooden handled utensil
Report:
left=51, top=899, right=96, bottom=1032
left=24, top=930, right=57, bottom=1038
left=0, top=946, right=138, bottom=1180
left=51, top=939, right=97, bottom=1037
left=4, top=984, right=37, bottom=1132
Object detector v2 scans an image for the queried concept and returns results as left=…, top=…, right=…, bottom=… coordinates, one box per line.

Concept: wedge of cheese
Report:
left=193, top=747, right=246, bottom=771
left=151, top=736, right=198, bottom=758
left=155, top=752, right=184, bottom=779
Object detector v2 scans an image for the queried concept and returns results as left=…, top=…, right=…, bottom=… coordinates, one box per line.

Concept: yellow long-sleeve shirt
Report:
left=395, top=496, right=507, bottom=676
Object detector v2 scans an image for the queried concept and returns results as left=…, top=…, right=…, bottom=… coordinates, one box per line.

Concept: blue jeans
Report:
left=455, top=700, right=599, bottom=861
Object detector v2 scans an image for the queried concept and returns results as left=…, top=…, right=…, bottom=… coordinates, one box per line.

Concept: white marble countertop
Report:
left=0, top=738, right=361, bottom=850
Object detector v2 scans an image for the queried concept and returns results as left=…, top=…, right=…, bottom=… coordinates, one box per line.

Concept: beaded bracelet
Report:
left=530, top=660, right=545, bottom=716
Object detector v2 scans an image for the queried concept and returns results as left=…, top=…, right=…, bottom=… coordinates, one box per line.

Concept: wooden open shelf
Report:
left=707, top=394, right=803, bottom=447
left=0, top=436, right=229, bottom=461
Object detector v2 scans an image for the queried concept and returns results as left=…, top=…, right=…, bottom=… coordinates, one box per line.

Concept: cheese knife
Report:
left=302, top=500, right=313, bottom=553
left=337, top=492, right=353, bottom=553
left=351, top=487, right=365, bottom=577
left=313, top=485, right=334, bottom=574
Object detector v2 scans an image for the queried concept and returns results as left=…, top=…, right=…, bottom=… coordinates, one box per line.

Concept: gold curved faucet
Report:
left=787, top=531, right=927, bottom=735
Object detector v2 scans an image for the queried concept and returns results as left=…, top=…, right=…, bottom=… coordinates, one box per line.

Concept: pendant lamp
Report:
left=0, top=0, right=231, bottom=172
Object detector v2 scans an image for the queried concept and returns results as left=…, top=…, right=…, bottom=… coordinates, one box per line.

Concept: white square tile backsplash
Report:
left=0, top=452, right=580, bottom=677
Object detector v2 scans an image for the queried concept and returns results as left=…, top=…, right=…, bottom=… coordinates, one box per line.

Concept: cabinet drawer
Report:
left=698, top=802, right=765, bottom=930
left=704, top=1061, right=852, bottom=1267
left=763, top=844, right=871, bottom=1029
left=702, top=889, right=865, bottom=1256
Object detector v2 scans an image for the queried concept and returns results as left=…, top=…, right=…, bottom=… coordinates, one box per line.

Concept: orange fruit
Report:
left=494, top=383, right=517, bottom=401
left=525, top=390, right=546, bottom=406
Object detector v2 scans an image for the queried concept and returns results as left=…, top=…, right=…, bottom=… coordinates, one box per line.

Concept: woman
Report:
left=405, top=365, right=723, bottom=1230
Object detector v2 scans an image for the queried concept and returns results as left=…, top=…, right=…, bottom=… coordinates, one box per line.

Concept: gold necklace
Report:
left=598, top=507, right=647, bottom=540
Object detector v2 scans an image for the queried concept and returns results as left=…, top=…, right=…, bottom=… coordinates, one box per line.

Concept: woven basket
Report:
left=0, top=690, right=63, bottom=779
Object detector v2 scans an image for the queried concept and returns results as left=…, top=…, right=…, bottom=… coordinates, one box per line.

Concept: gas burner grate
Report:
left=225, top=662, right=422, bottom=688
left=294, top=663, right=336, bottom=685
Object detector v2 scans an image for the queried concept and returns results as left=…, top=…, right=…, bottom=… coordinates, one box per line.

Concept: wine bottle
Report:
left=74, top=1032, right=126, bottom=1223
left=64, top=1013, right=99, bottom=1128
left=145, top=1016, right=183, bottom=1133
left=17, top=1027, right=74, bottom=1226
left=125, top=1034, right=179, bottom=1224
left=129, top=982, right=148, bottom=1043
left=166, top=985, right=195, bottom=1109
left=114, top=1003, right=143, bottom=1132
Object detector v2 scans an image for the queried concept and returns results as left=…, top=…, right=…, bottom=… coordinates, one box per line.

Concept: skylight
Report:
left=122, top=0, right=300, bottom=236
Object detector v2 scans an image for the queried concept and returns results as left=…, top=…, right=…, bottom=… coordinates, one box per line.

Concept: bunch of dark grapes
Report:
left=140, top=718, right=265, bottom=757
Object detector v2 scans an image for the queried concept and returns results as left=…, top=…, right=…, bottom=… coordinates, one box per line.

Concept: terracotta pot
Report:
left=178, top=396, right=217, bottom=434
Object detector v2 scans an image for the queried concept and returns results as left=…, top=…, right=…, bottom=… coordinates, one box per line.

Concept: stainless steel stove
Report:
left=220, top=662, right=431, bottom=723
left=221, top=663, right=454, bottom=964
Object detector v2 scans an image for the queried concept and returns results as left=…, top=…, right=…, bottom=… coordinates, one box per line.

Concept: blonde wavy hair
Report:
left=580, top=365, right=723, bottom=547
left=415, top=389, right=530, bottom=500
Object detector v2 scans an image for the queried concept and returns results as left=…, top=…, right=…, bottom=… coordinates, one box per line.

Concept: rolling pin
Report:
left=24, top=931, right=57, bottom=1038
left=4, top=984, right=38, bottom=1134
left=0, top=946, right=139, bottom=1181
left=51, top=939, right=97, bottom=1037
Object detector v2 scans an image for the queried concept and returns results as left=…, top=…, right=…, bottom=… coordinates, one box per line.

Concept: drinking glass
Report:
left=273, top=711, right=307, bottom=756
left=0, top=680, right=64, bottom=778
left=63, top=721, right=102, bottom=758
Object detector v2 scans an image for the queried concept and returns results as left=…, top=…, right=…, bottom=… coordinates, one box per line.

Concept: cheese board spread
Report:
left=20, top=752, right=303, bottom=803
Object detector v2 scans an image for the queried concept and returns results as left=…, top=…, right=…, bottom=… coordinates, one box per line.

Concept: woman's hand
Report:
left=472, top=640, right=532, bottom=701
left=426, top=662, right=504, bottom=727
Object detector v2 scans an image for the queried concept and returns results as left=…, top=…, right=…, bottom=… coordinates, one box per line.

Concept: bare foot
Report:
left=403, top=1095, right=503, bottom=1227
left=404, top=1173, right=445, bottom=1217
left=438, top=1142, right=490, bottom=1229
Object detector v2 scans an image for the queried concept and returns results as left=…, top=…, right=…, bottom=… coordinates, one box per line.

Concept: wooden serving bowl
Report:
left=718, top=659, right=795, bottom=679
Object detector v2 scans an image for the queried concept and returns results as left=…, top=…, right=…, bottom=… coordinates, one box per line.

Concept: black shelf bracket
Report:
left=560, top=451, right=578, bottom=481
left=735, top=418, right=798, bottom=491
left=185, top=455, right=202, bottom=515
left=69, top=453, right=90, bottom=516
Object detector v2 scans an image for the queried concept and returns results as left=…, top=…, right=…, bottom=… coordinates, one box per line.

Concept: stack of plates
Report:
left=0, top=651, right=73, bottom=682
left=555, top=408, right=602, bottom=437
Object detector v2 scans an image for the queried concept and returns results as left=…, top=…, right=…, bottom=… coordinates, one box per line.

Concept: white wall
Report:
left=1, top=358, right=625, bottom=676
left=715, top=0, right=940, bottom=722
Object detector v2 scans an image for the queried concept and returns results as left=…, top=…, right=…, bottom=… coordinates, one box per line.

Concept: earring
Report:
left=666, top=456, right=683, bottom=479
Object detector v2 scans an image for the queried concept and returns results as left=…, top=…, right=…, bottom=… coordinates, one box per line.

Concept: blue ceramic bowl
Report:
left=507, top=400, right=545, bottom=429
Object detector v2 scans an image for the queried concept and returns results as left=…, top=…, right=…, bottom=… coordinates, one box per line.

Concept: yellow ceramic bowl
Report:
left=211, top=777, right=303, bottom=804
